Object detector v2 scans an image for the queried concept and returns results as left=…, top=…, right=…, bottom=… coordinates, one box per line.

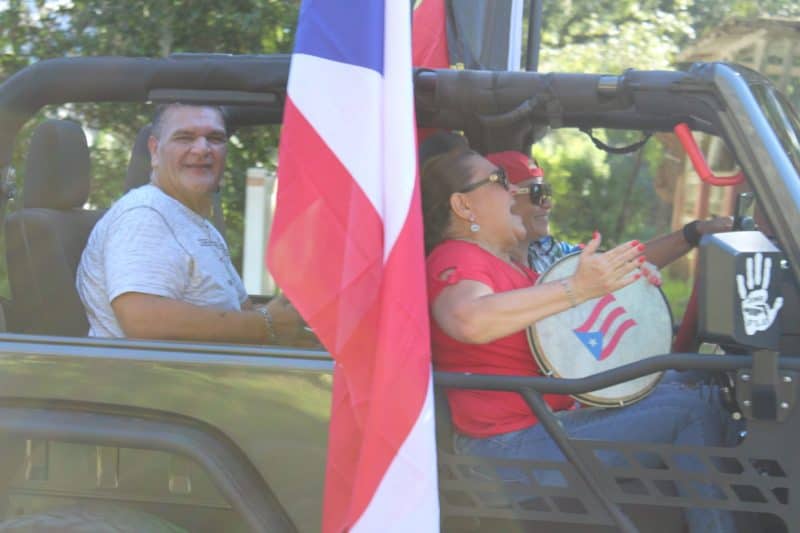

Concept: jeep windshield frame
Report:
left=710, top=64, right=800, bottom=279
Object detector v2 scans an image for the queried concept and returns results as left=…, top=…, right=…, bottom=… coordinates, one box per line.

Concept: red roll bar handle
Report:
left=673, top=122, right=745, bottom=186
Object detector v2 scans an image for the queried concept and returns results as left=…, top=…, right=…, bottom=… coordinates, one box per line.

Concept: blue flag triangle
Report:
left=574, top=331, right=604, bottom=360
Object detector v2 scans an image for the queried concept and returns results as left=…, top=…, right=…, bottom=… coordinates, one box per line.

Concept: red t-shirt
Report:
left=427, top=239, right=574, bottom=438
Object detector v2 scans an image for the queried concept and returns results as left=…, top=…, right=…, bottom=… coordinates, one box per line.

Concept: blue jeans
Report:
left=453, top=382, right=738, bottom=533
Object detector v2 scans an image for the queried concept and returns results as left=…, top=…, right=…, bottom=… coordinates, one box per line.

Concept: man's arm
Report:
left=259, top=294, right=322, bottom=348
left=645, top=217, right=733, bottom=269
left=245, top=294, right=321, bottom=348
left=112, top=292, right=268, bottom=344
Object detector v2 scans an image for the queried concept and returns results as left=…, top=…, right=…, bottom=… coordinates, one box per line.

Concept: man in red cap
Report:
left=485, top=150, right=733, bottom=277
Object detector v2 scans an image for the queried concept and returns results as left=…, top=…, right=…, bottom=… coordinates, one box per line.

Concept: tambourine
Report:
left=527, top=254, right=673, bottom=407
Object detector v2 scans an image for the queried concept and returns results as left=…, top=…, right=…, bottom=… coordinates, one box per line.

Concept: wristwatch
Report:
left=682, top=220, right=702, bottom=248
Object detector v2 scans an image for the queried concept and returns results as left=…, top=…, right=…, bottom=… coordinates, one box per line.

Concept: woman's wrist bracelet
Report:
left=682, top=220, right=702, bottom=248
left=560, top=278, right=578, bottom=308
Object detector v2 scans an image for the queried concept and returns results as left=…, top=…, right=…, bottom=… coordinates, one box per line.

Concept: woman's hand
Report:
left=641, top=261, right=662, bottom=287
left=570, top=232, right=646, bottom=302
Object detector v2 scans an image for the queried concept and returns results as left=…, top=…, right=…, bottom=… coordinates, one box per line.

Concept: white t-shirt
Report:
left=76, top=184, right=247, bottom=337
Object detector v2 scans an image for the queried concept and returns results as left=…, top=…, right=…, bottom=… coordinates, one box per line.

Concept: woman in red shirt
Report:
left=420, top=145, right=736, bottom=533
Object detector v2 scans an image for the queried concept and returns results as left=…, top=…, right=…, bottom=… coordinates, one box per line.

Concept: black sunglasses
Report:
left=458, top=168, right=509, bottom=193
left=513, top=182, right=552, bottom=206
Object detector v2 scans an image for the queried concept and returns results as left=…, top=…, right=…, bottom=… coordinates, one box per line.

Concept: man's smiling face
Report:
left=149, top=105, right=227, bottom=211
left=512, top=176, right=553, bottom=240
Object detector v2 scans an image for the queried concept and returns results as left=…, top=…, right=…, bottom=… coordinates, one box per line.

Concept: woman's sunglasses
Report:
left=458, top=167, right=509, bottom=193
left=513, top=182, right=553, bottom=206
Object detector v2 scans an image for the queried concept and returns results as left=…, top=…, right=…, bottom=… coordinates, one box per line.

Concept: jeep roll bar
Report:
left=414, top=65, right=727, bottom=138
left=0, top=55, right=291, bottom=167
left=674, top=122, right=745, bottom=186
left=0, top=56, right=732, bottom=167
left=1, top=56, right=797, bottom=278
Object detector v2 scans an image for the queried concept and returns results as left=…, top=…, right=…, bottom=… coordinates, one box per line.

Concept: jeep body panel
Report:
left=0, top=335, right=332, bottom=532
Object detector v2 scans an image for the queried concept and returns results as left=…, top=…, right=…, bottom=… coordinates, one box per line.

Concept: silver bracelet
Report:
left=258, top=307, right=277, bottom=343
left=560, top=278, right=578, bottom=308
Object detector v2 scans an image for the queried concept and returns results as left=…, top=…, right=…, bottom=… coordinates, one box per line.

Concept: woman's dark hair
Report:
left=420, top=146, right=479, bottom=254
left=419, top=131, right=469, bottom=168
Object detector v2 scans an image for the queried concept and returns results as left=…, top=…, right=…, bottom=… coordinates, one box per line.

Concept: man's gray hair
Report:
left=150, top=103, right=228, bottom=138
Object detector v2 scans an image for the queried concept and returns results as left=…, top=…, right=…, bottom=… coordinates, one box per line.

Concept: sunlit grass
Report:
left=660, top=273, right=692, bottom=324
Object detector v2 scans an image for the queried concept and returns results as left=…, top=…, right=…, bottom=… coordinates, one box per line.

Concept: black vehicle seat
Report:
left=5, top=119, right=104, bottom=335
left=124, top=124, right=152, bottom=192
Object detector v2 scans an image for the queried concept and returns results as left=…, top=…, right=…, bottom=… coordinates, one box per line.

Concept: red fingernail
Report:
left=593, top=230, right=600, bottom=239
left=634, top=273, right=642, bottom=280
left=630, top=240, right=640, bottom=247
left=578, top=243, right=586, bottom=249
left=654, top=278, right=662, bottom=287
left=637, top=244, right=646, bottom=252
left=638, top=256, right=646, bottom=264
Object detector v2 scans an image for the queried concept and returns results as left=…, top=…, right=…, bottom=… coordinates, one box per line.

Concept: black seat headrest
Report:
left=24, top=119, right=90, bottom=209
left=124, top=124, right=152, bottom=192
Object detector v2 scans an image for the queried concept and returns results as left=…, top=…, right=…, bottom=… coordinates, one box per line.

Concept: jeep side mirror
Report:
left=698, top=231, right=785, bottom=350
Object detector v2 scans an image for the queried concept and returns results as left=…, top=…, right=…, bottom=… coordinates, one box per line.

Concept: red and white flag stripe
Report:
left=268, top=1, right=439, bottom=531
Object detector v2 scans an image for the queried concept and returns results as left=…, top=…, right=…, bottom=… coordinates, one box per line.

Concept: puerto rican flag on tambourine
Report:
left=573, top=294, right=638, bottom=362
left=527, top=254, right=673, bottom=407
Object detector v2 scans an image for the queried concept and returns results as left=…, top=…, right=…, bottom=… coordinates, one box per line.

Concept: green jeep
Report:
left=0, top=54, right=797, bottom=532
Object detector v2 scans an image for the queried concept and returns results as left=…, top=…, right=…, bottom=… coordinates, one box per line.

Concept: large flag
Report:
left=413, top=0, right=450, bottom=144
left=412, top=0, right=450, bottom=69
left=268, top=1, right=439, bottom=532
left=412, top=0, right=523, bottom=71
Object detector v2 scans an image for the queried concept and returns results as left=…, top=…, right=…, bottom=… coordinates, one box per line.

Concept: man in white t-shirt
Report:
left=77, top=103, right=311, bottom=345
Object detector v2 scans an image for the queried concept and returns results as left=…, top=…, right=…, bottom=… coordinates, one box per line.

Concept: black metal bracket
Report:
left=735, top=350, right=796, bottom=422
left=518, top=388, right=639, bottom=533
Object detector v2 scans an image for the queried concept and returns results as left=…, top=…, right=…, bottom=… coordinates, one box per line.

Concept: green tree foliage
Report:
left=531, top=0, right=799, bottom=314
left=539, top=0, right=695, bottom=73
left=530, top=0, right=800, bottom=231
left=0, top=0, right=298, bottom=276
left=530, top=1, right=693, bottom=253
left=532, top=0, right=799, bottom=247
left=0, top=0, right=37, bottom=78
left=534, top=130, right=671, bottom=246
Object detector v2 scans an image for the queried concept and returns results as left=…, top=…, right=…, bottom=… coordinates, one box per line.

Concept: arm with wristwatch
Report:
left=642, top=216, right=734, bottom=270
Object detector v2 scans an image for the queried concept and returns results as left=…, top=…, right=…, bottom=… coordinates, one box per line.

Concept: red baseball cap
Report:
left=485, top=151, right=544, bottom=184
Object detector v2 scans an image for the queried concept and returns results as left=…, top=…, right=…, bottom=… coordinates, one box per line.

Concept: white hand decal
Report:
left=736, top=253, right=784, bottom=336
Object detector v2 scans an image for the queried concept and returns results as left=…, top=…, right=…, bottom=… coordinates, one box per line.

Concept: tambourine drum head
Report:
left=527, top=254, right=672, bottom=407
